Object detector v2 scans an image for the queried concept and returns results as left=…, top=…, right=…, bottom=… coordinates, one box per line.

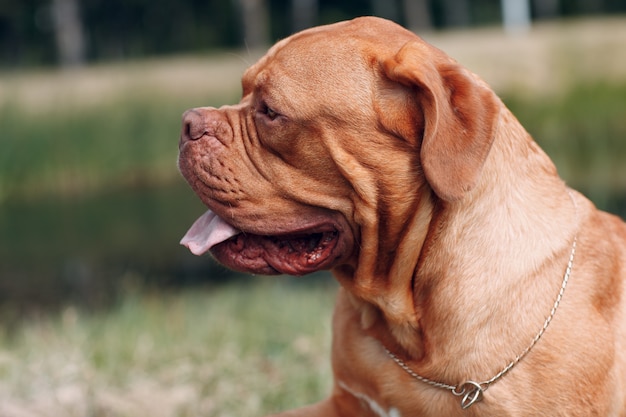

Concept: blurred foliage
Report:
left=1, top=0, right=626, bottom=68
left=0, top=15, right=625, bottom=311
left=0, top=97, right=187, bottom=200
left=1, top=80, right=624, bottom=205
left=0, top=0, right=239, bottom=67
left=503, top=82, right=626, bottom=210
left=0, top=92, right=235, bottom=311
left=0, top=79, right=624, bottom=311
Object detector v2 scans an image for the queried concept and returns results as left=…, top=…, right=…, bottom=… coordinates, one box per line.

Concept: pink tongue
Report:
left=180, top=210, right=241, bottom=255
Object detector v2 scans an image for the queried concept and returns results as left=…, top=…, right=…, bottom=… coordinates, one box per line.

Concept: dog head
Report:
left=178, top=17, right=498, bottom=283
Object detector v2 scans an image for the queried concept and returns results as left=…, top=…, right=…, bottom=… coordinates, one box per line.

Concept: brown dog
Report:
left=178, top=17, right=626, bottom=417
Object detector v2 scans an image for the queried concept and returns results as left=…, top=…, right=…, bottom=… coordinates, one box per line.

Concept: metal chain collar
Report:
left=384, top=193, right=579, bottom=410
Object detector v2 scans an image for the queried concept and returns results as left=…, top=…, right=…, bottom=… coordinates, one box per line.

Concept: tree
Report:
left=441, top=0, right=471, bottom=27
left=533, top=0, right=560, bottom=19
left=403, top=0, right=433, bottom=31
left=235, top=0, right=270, bottom=50
left=371, top=0, right=400, bottom=22
left=50, top=0, right=86, bottom=68
left=292, top=0, right=318, bottom=33
left=502, top=0, right=531, bottom=33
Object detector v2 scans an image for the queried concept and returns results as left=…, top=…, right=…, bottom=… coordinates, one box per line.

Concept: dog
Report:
left=178, top=16, right=626, bottom=416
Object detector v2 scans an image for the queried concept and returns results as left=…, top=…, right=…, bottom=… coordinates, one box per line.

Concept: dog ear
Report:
left=383, top=40, right=499, bottom=201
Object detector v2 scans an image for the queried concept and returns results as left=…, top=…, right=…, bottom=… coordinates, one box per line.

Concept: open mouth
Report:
left=180, top=209, right=348, bottom=275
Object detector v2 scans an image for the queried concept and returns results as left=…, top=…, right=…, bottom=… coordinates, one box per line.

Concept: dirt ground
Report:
left=1, top=16, right=625, bottom=114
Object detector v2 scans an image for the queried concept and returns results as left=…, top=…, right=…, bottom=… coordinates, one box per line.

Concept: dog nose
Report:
left=180, top=107, right=220, bottom=145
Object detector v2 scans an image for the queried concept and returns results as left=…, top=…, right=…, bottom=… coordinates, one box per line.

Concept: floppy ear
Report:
left=383, top=40, right=499, bottom=201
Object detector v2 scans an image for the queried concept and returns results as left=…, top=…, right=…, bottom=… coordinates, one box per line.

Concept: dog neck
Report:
left=336, top=107, right=580, bottom=368
left=332, top=182, right=435, bottom=352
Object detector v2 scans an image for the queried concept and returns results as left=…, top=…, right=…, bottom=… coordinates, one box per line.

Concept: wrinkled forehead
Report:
left=239, top=18, right=423, bottom=118
left=242, top=29, right=373, bottom=100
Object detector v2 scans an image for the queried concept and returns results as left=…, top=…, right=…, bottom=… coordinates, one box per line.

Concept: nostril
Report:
left=183, top=118, right=193, bottom=141
left=180, top=109, right=206, bottom=144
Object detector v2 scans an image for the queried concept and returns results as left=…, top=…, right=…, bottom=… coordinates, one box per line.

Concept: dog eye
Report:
left=264, top=106, right=279, bottom=120
left=258, top=102, right=279, bottom=121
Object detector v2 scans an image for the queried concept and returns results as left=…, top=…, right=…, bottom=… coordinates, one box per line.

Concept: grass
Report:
left=0, top=279, right=337, bottom=417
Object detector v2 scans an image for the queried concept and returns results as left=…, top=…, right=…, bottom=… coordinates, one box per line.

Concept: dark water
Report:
left=0, top=182, right=229, bottom=311
left=0, top=183, right=624, bottom=312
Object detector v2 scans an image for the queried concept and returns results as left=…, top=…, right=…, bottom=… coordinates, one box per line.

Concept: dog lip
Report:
left=208, top=218, right=352, bottom=276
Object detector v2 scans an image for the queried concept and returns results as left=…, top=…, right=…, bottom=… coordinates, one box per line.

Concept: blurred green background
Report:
left=1, top=1, right=625, bottom=416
